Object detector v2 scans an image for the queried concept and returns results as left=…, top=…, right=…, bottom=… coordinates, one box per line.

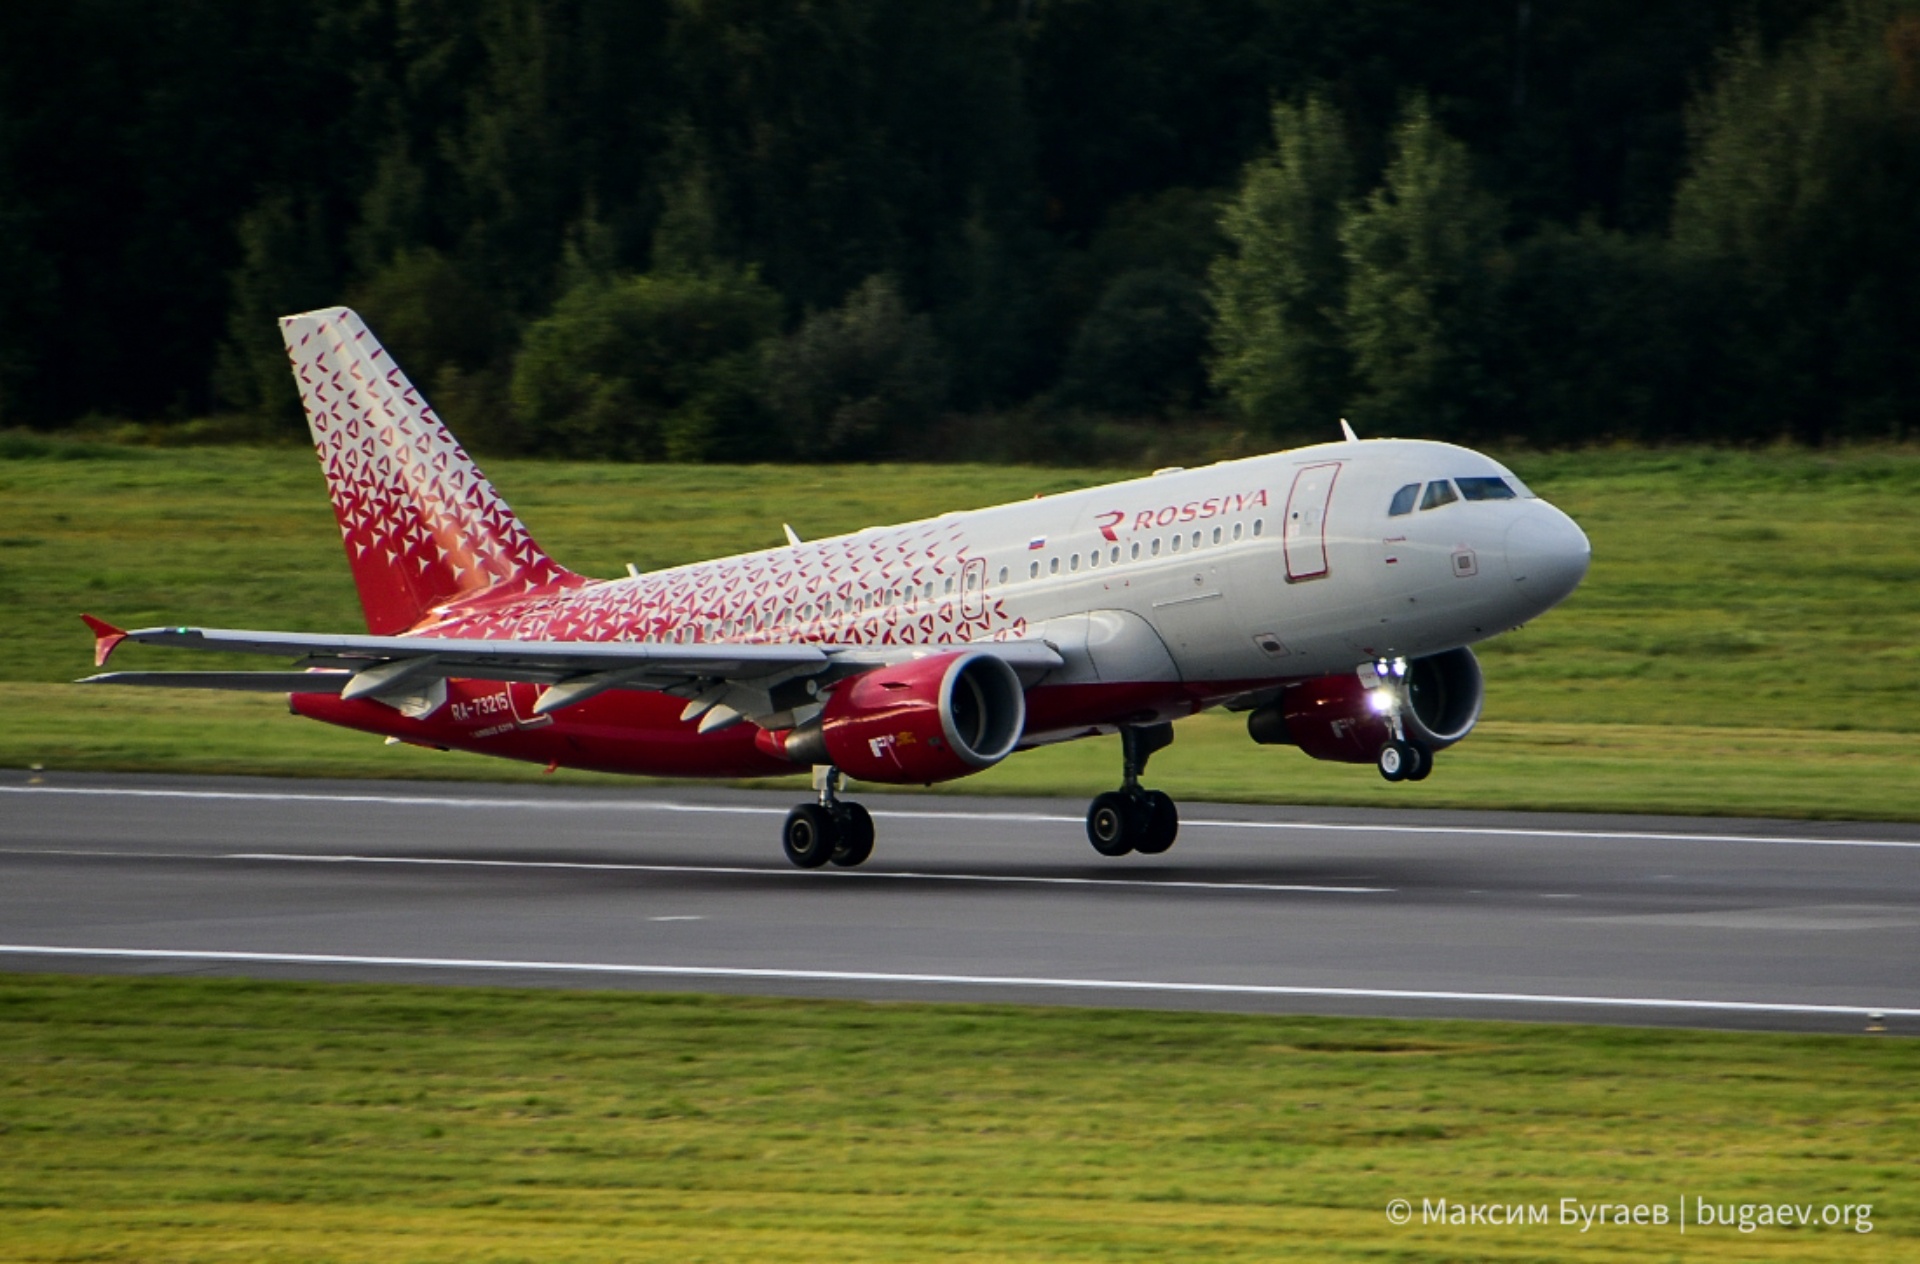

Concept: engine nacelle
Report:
left=1248, top=646, right=1483, bottom=764
left=770, top=651, right=1027, bottom=784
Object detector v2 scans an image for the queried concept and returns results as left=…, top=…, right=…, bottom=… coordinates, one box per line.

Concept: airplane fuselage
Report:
left=295, top=438, right=1586, bottom=773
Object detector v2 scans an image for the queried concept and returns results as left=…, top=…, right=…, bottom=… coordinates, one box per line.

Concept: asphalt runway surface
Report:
left=4, top=769, right=1918, bottom=1033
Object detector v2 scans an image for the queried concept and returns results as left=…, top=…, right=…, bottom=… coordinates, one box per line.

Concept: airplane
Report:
left=80, top=306, right=1590, bottom=868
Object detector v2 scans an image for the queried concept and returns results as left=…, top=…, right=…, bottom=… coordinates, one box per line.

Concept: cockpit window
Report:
left=1388, top=483, right=1420, bottom=516
left=1456, top=476, right=1517, bottom=501
left=1419, top=480, right=1458, bottom=511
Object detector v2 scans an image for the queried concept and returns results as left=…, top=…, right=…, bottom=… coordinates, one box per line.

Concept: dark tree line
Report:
left=1, top=0, right=1913, bottom=456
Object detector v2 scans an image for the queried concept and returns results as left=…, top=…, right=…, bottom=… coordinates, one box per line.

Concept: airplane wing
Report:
left=77, top=620, right=1064, bottom=731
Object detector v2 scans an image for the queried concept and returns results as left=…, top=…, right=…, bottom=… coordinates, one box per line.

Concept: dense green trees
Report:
left=1673, top=0, right=1920, bottom=442
left=0, top=0, right=1913, bottom=452
left=1209, top=98, right=1354, bottom=441
left=511, top=266, right=782, bottom=461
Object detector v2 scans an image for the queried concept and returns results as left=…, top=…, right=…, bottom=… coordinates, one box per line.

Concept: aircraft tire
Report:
left=1134, top=790, right=1179, bottom=855
left=1405, top=743, right=1433, bottom=782
left=830, top=803, right=876, bottom=867
left=1086, top=791, right=1141, bottom=857
left=783, top=804, right=839, bottom=869
left=1377, top=740, right=1416, bottom=783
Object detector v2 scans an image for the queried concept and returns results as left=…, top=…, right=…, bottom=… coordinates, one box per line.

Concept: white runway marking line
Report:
left=0, top=846, right=1392, bottom=895
left=2, top=943, right=1915, bottom=1020
left=7, top=783, right=1920, bottom=850
left=223, top=853, right=1393, bottom=896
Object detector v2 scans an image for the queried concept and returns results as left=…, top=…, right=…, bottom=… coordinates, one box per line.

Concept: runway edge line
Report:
left=2, top=944, right=1915, bottom=1020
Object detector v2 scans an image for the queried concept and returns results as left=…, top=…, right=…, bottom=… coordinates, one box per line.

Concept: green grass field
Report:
left=8, top=444, right=1918, bottom=1262
left=2, top=974, right=1912, bottom=1262
left=6, top=439, right=1920, bottom=818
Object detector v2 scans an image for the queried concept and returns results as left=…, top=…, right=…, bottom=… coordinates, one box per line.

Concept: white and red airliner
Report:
left=82, top=307, right=1589, bottom=867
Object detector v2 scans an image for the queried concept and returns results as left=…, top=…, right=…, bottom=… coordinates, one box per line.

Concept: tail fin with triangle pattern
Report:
left=279, top=306, right=582, bottom=634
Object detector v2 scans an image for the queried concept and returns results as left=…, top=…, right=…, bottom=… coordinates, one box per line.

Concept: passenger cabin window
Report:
left=1029, top=561, right=1039, bottom=579
left=1456, top=476, right=1517, bottom=501
left=1388, top=483, right=1420, bottom=516
left=1420, top=480, right=1459, bottom=511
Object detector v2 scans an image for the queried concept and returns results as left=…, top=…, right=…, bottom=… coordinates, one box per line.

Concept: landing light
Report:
left=1367, top=689, right=1396, bottom=714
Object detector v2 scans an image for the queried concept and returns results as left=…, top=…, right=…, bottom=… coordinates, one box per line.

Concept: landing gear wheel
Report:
left=782, top=803, right=838, bottom=869
left=830, top=803, right=875, bottom=867
left=1134, top=790, right=1179, bottom=855
left=1377, top=740, right=1418, bottom=783
left=1404, top=743, right=1433, bottom=782
left=1086, top=791, right=1142, bottom=856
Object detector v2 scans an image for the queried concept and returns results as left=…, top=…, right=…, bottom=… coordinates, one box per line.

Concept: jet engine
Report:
left=767, top=650, right=1027, bottom=784
left=1248, top=646, right=1483, bottom=765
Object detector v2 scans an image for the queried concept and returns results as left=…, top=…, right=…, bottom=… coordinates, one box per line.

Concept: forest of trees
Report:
left=1, top=0, right=1915, bottom=459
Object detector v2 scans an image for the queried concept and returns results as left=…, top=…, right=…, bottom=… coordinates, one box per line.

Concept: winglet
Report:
left=80, top=614, right=128, bottom=667
left=1340, top=417, right=1359, bottom=442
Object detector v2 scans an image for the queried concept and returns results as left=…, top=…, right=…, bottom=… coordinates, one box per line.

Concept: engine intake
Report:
left=1248, top=646, right=1483, bottom=764
left=1401, top=646, right=1482, bottom=749
left=770, top=651, right=1026, bottom=784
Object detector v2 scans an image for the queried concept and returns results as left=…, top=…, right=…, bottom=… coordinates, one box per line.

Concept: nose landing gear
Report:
left=782, top=767, right=875, bottom=868
left=1085, top=723, right=1179, bottom=857
left=1376, top=738, right=1431, bottom=782
left=1366, top=658, right=1434, bottom=784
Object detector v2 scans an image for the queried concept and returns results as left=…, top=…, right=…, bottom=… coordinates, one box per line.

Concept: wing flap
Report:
left=117, top=625, right=832, bottom=677
left=77, top=671, right=353, bottom=693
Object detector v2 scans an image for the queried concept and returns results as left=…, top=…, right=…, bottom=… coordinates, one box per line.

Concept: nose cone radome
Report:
left=1504, top=505, right=1590, bottom=611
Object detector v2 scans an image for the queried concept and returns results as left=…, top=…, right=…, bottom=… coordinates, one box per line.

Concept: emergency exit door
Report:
left=1283, top=461, right=1341, bottom=581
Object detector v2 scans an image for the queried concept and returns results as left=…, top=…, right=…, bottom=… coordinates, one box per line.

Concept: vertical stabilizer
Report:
left=280, top=307, right=579, bottom=634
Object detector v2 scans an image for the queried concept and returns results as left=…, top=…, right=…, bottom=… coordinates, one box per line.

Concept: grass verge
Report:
left=1, top=974, right=1912, bottom=1261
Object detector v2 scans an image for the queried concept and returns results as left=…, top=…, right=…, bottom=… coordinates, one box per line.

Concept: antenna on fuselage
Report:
left=1340, top=417, right=1360, bottom=442
left=782, top=523, right=804, bottom=547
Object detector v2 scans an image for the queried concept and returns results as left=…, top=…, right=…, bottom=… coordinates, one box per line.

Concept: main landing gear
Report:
left=782, top=767, right=875, bottom=869
left=1085, top=722, right=1179, bottom=858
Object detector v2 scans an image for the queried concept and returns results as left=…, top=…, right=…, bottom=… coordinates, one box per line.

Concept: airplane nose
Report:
left=1504, top=504, right=1590, bottom=609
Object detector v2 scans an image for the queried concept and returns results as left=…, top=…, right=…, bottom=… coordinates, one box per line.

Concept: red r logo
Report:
left=1095, top=510, right=1126, bottom=542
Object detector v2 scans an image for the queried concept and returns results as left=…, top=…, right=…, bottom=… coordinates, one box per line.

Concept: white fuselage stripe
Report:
left=0, top=944, right=1911, bottom=1018
left=5, top=784, right=1917, bottom=850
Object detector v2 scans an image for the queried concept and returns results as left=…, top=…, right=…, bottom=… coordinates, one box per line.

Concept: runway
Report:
left=4, top=769, right=1918, bottom=1033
